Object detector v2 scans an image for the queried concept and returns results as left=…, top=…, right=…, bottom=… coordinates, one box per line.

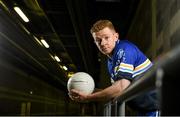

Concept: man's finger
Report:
left=71, top=89, right=80, bottom=93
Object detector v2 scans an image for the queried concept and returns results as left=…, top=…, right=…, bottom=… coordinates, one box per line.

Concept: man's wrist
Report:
left=86, top=94, right=92, bottom=101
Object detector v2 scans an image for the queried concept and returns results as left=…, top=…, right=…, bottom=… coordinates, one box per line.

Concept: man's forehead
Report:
left=93, top=32, right=108, bottom=38
left=93, top=29, right=113, bottom=37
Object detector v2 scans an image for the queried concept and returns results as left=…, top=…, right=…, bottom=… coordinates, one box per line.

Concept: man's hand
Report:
left=69, top=89, right=89, bottom=102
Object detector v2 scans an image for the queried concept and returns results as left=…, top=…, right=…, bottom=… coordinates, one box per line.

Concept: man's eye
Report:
left=96, top=40, right=101, bottom=44
left=105, top=36, right=109, bottom=40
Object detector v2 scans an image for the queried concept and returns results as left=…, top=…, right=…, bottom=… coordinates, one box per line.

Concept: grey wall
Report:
left=127, top=0, right=152, bottom=55
left=127, top=0, right=180, bottom=60
left=156, top=0, right=180, bottom=55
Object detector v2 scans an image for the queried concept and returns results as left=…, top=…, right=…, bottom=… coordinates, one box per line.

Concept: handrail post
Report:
left=104, top=102, right=111, bottom=116
left=117, top=102, right=125, bottom=116
left=114, top=100, right=118, bottom=116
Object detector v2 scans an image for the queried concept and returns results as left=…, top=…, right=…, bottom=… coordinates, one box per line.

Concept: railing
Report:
left=104, top=44, right=180, bottom=116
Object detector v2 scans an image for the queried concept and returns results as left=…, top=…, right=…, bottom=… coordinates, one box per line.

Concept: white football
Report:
left=67, top=72, right=95, bottom=94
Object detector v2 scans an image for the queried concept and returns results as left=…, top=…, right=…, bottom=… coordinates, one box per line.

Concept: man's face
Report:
left=92, top=27, right=118, bottom=56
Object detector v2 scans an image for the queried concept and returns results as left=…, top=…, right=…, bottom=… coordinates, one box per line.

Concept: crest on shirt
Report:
left=116, top=49, right=125, bottom=65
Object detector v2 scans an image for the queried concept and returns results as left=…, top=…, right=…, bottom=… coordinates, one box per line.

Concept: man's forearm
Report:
left=86, top=79, right=130, bottom=102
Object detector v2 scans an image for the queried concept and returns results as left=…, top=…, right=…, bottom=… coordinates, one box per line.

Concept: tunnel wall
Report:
left=0, top=5, right=81, bottom=116
left=127, top=0, right=180, bottom=59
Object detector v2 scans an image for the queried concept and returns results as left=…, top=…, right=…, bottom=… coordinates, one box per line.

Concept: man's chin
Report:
left=102, top=51, right=110, bottom=55
left=100, top=49, right=111, bottom=55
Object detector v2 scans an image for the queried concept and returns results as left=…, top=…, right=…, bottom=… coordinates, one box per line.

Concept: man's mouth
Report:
left=101, top=47, right=108, bottom=52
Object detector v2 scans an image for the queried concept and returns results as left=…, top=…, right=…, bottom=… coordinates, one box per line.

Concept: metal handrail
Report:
left=104, top=44, right=180, bottom=116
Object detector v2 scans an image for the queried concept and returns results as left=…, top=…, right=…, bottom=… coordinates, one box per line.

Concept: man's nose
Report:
left=100, top=39, right=106, bottom=46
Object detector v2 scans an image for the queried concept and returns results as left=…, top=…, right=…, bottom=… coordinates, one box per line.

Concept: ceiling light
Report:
left=33, top=36, right=42, bottom=46
left=49, top=54, right=55, bottom=60
left=40, top=39, right=49, bottom=48
left=54, top=55, right=61, bottom=62
left=62, top=66, right=68, bottom=71
left=14, top=6, right=29, bottom=22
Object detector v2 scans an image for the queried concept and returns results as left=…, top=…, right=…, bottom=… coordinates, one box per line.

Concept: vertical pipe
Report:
left=20, top=102, right=26, bottom=116
left=117, top=102, right=125, bottom=116
left=80, top=103, right=85, bottom=115
left=156, top=68, right=164, bottom=115
left=92, top=103, right=96, bottom=115
left=114, top=100, right=118, bottom=116
left=103, top=103, right=107, bottom=116
left=26, top=102, right=31, bottom=115
left=108, top=102, right=111, bottom=116
left=152, top=0, right=157, bottom=59
left=104, top=102, right=111, bottom=116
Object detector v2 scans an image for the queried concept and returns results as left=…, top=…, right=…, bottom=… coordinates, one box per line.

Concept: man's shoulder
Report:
left=118, top=40, right=137, bottom=49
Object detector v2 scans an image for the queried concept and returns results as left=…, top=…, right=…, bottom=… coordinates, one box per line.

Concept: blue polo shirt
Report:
left=108, top=40, right=152, bottom=83
left=107, top=40, right=158, bottom=111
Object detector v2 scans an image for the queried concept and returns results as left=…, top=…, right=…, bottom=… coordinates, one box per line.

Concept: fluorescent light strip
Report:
left=14, top=6, right=29, bottom=22
left=62, top=66, right=68, bottom=71
left=54, top=55, right=61, bottom=62
left=33, top=36, right=42, bottom=46
left=40, top=39, right=49, bottom=48
left=49, top=54, right=55, bottom=60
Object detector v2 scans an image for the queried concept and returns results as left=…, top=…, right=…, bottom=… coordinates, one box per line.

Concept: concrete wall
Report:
left=127, top=0, right=180, bottom=60
left=156, top=0, right=180, bottom=56
left=127, top=0, right=152, bottom=56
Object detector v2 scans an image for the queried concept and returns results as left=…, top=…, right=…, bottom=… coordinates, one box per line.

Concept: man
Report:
left=69, top=20, right=159, bottom=116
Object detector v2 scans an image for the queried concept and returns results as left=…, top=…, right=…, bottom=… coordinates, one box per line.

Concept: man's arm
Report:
left=70, top=79, right=131, bottom=102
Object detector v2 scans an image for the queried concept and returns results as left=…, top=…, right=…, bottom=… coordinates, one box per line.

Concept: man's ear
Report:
left=114, top=32, right=119, bottom=40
